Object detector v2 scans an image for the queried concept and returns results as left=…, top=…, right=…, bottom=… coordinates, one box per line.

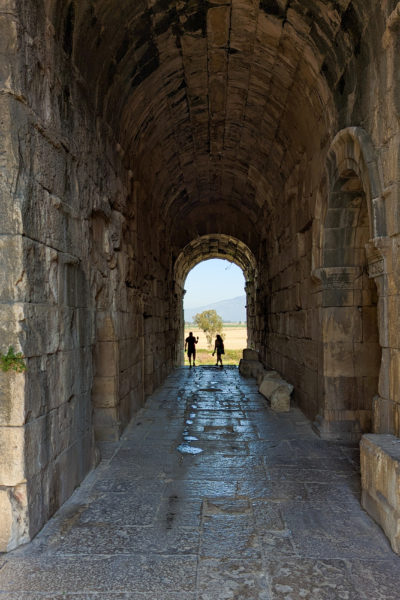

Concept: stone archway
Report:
left=173, top=235, right=258, bottom=365
left=313, top=127, right=386, bottom=441
left=1, top=0, right=398, bottom=556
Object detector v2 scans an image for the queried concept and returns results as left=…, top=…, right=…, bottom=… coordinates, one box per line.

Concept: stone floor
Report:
left=1, top=366, right=400, bottom=599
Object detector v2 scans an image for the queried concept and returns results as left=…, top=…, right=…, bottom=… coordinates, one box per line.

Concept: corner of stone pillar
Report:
left=312, top=413, right=363, bottom=443
left=361, top=433, right=400, bottom=555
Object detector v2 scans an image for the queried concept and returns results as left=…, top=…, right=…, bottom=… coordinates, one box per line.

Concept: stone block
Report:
left=0, top=235, right=25, bottom=302
left=22, top=304, right=60, bottom=356
left=0, top=426, right=24, bottom=485
left=313, top=413, right=363, bottom=442
left=239, top=359, right=260, bottom=378
left=361, top=434, right=400, bottom=554
left=378, top=348, right=390, bottom=400
left=92, top=376, right=118, bottom=408
left=323, top=342, right=355, bottom=378
left=0, top=484, right=29, bottom=552
left=323, top=376, right=359, bottom=410
left=322, top=306, right=362, bottom=343
left=0, top=489, right=12, bottom=552
left=270, top=384, right=293, bottom=412
left=96, top=311, right=116, bottom=341
left=259, top=370, right=293, bottom=412
left=256, top=369, right=267, bottom=386
left=243, top=348, right=259, bottom=361
left=24, top=416, right=52, bottom=477
left=0, top=370, right=25, bottom=426
left=258, top=372, right=282, bottom=398
left=354, top=342, right=381, bottom=377
left=322, top=288, right=354, bottom=307
left=144, top=353, right=154, bottom=376
left=93, top=341, right=118, bottom=377
left=93, top=407, right=121, bottom=442
left=373, top=396, right=396, bottom=435
left=0, top=303, right=24, bottom=349
left=362, top=306, right=379, bottom=342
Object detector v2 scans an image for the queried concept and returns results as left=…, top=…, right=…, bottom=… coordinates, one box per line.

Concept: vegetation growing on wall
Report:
left=0, top=347, right=26, bottom=373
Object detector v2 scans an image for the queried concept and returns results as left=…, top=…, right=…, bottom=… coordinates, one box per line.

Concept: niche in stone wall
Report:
left=317, top=170, right=381, bottom=440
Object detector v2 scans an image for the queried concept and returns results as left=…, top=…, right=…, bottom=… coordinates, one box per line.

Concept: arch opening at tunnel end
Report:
left=173, top=235, right=258, bottom=367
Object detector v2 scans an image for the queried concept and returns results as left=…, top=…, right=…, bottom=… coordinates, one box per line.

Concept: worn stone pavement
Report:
left=1, top=366, right=400, bottom=599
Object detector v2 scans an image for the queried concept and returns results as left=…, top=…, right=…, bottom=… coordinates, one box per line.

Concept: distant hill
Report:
left=185, top=295, right=246, bottom=323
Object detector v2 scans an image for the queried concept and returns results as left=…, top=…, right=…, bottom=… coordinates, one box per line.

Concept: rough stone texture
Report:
left=259, top=372, right=293, bottom=413
left=361, top=433, right=400, bottom=554
left=258, top=372, right=283, bottom=398
left=1, top=0, right=400, bottom=554
left=0, top=368, right=398, bottom=598
left=270, top=384, right=293, bottom=413
left=238, top=359, right=264, bottom=379
left=239, top=349, right=265, bottom=379
left=243, top=349, right=259, bottom=361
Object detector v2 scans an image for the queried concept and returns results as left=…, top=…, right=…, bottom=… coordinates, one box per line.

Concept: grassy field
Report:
left=184, top=323, right=247, bottom=366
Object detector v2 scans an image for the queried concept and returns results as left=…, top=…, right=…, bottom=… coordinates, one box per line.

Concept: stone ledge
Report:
left=361, top=433, right=400, bottom=554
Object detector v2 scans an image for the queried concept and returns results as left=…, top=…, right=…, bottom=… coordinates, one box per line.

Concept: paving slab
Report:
left=0, top=366, right=399, bottom=598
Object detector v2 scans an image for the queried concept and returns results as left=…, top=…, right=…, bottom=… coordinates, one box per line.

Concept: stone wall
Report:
left=256, top=162, right=320, bottom=422
left=2, top=0, right=400, bottom=556
left=0, top=1, right=175, bottom=551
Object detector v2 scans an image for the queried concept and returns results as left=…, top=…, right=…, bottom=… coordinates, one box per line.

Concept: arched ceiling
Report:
left=51, top=0, right=372, bottom=247
left=174, top=234, right=257, bottom=286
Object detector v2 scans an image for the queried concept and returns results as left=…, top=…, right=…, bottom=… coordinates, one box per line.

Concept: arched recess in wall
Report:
left=313, top=127, right=386, bottom=442
left=173, top=235, right=258, bottom=366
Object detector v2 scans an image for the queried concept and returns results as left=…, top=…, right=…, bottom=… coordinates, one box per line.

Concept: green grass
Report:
left=184, top=348, right=242, bottom=366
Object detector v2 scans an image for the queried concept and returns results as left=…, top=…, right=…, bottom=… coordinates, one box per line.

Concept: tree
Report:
left=193, top=310, right=223, bottom=348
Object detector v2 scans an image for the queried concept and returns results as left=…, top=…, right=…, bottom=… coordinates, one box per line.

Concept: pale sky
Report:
left=184, top=259, right=246, bottom=308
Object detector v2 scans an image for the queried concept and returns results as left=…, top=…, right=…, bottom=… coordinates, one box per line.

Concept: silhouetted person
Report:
left=185, top=332, right=199, bottom=367
left=212, top=334, right=224, bottom=367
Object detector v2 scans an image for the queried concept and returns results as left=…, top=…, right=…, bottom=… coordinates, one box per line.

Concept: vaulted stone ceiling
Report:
left=51, top=0, right=372, bottom=247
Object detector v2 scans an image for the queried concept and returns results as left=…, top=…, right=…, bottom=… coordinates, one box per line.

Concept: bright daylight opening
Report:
left=183, top=259, right=246, bottom=366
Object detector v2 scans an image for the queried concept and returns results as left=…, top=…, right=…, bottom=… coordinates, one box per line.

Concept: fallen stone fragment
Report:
left=239, top=359, right=263, bottom=378
left=242, top=349, right=259, bottom=361
left=258, top=372, right=293, bottom=412
left=270, top=383, right=293, bottom=412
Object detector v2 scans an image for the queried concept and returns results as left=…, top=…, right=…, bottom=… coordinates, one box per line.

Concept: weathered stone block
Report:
left=93, top=407, right=121, bottom=442
left=256, top=369, right=267, bottom=386
left=0, top=426, right=26, bottom=486
left=322, top=306, right=362, bottom=343
left=92, top=376, right=118, bottom=408
left=361, top=434, right=400, bottom=554
left=373, top=396, right=396, bottom=435
left=0, top=371, right=25, bottom=426
left=0, top=235, right=26, bottom=302
left=270, top=384, right=292, bottom=412
left=0, top=484, right=29, bottom=552
left=243, top=348, right=259, bottom=361
left=258, top=372, right=282, bottom=398
left=259, top=371, right=293, bottom=412
left=323, top=342, right=355, bottom=378
left=354, top=342, right=381, bottom=377
left=93, top=341, right=118, bottom=377
left=239, top=359, right=261, bottom=378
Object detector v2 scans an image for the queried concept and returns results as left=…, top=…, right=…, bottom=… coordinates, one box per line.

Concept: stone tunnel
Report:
left=1, top=0, right=400, bottom=555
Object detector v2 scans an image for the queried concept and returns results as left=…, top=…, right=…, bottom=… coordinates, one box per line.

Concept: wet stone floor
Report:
left=1, top=367, right=400, bottom=599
